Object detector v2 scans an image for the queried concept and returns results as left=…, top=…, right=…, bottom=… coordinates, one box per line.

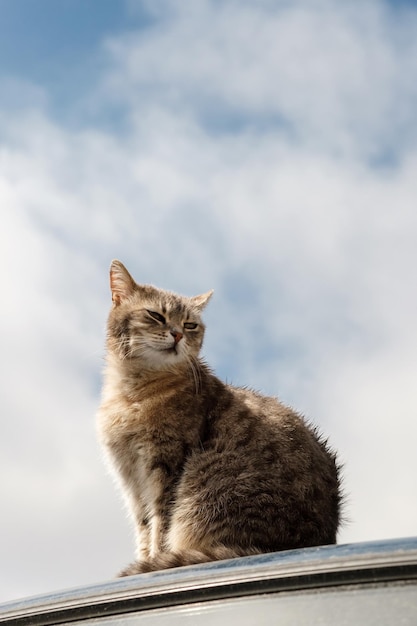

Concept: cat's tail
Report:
left=118, top=546, right=261, bottom=576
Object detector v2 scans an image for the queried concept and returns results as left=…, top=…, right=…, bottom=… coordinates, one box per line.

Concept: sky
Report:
left=1, top=0, right=417, bottom=604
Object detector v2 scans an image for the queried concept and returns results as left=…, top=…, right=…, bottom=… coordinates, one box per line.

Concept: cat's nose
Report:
left=170, top=329, right=183, bottom=344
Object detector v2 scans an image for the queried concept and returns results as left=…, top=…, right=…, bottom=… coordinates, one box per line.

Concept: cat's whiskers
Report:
left=184, top=354, right=202, bottom=395
left=120, top=337, right=150, bottom=361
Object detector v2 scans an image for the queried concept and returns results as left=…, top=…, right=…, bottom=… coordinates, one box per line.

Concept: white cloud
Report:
left=106, top=0, right=417, bottom=158
left=1, top=0, right=417, bottom=602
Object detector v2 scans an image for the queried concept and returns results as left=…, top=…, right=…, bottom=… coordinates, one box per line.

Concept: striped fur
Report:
left=97, top=260, right=342, bottom=576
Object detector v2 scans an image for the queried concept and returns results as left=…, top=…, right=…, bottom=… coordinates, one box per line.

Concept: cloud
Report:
left=106, top=0, right=417, bottom=159
left=1, top=0, right=417, bottom=602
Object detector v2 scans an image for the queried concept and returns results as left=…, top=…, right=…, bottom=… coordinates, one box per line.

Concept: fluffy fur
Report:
left=97, top=260, right=341, bottom=576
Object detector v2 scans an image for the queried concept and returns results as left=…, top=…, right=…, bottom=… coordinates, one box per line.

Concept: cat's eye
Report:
left=146, top=310, right=166, bottom=324
left=184, top=322, right=198, bottom=330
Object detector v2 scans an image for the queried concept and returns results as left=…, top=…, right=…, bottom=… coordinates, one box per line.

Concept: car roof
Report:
left=1, top=537, right=417, bottom=625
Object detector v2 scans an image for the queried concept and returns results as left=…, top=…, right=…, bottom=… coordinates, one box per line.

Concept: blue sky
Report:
left=0, top=0, right=135, bottom=127
left=0, top=1, right=135, bottom=81
left=1, top=0, right=417, bottom=604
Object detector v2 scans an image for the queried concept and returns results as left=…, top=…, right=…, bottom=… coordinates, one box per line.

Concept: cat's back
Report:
left=207, top=382, right=326, bottom=457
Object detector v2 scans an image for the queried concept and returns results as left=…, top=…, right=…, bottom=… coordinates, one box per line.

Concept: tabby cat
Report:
left=97, top=260, right=341, bottom=576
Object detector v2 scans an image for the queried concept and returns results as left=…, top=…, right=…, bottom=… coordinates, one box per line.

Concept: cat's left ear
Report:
left=110, top=260, right=137, bottom=306
left=190, top=290, right=214, bottom=311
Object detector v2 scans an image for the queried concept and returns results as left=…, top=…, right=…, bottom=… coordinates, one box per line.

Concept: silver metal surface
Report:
left=1, top=537, right=416, bottom=625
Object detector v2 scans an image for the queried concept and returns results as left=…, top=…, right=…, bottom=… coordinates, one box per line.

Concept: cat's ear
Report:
left=110, top=260, right=137, bottom=306
left=190, top=290, right=214, bottom=311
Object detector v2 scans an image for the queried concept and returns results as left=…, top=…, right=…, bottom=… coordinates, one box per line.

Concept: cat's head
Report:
left=106, top=260, right=213, bottom=370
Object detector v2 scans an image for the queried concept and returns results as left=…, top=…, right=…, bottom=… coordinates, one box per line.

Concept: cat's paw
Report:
left=117, top=548, right=238, bottom=577
left=118, top=560, right=153, bottom=576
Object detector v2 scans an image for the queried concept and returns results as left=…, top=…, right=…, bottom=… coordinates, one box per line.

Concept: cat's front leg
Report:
left=130, top=497, right=152, bottom=561
left=144, top=464, right=181, bottom=558
left=117, top=511, right=164, bottom=578
left=135, top=516, right=152, bottom=561
left=149, top=513, right=163, bottom=559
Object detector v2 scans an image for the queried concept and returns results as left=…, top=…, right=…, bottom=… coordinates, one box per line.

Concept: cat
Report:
left=97, top=260, right=341, bottom=576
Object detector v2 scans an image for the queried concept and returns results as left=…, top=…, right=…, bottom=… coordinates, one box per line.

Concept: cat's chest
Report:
left=99, top=394, right=201, bottom=469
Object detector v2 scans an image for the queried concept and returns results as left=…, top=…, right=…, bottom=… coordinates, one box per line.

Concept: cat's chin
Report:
left=139, top=347, right=189, bottom=371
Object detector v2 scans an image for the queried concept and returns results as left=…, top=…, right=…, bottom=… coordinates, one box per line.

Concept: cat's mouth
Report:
left=157, top=343, right=179, bottom=355
left=152, top=340, right=182, bottom=357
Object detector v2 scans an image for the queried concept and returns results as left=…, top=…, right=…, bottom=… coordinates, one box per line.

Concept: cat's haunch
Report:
left=97, top=260, right=342, bottom=576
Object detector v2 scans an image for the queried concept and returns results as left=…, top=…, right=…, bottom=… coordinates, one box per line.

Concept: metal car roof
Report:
left=1, top=537, right=417, bottom=625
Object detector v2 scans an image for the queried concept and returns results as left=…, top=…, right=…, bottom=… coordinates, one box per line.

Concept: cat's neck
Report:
left=103, top=352, right=206, bottom=402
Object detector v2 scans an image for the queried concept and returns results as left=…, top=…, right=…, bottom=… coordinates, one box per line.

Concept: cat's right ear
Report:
left=110, top=260, right=136, bottom=306
left=190, top=289, right=214, bottom=311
